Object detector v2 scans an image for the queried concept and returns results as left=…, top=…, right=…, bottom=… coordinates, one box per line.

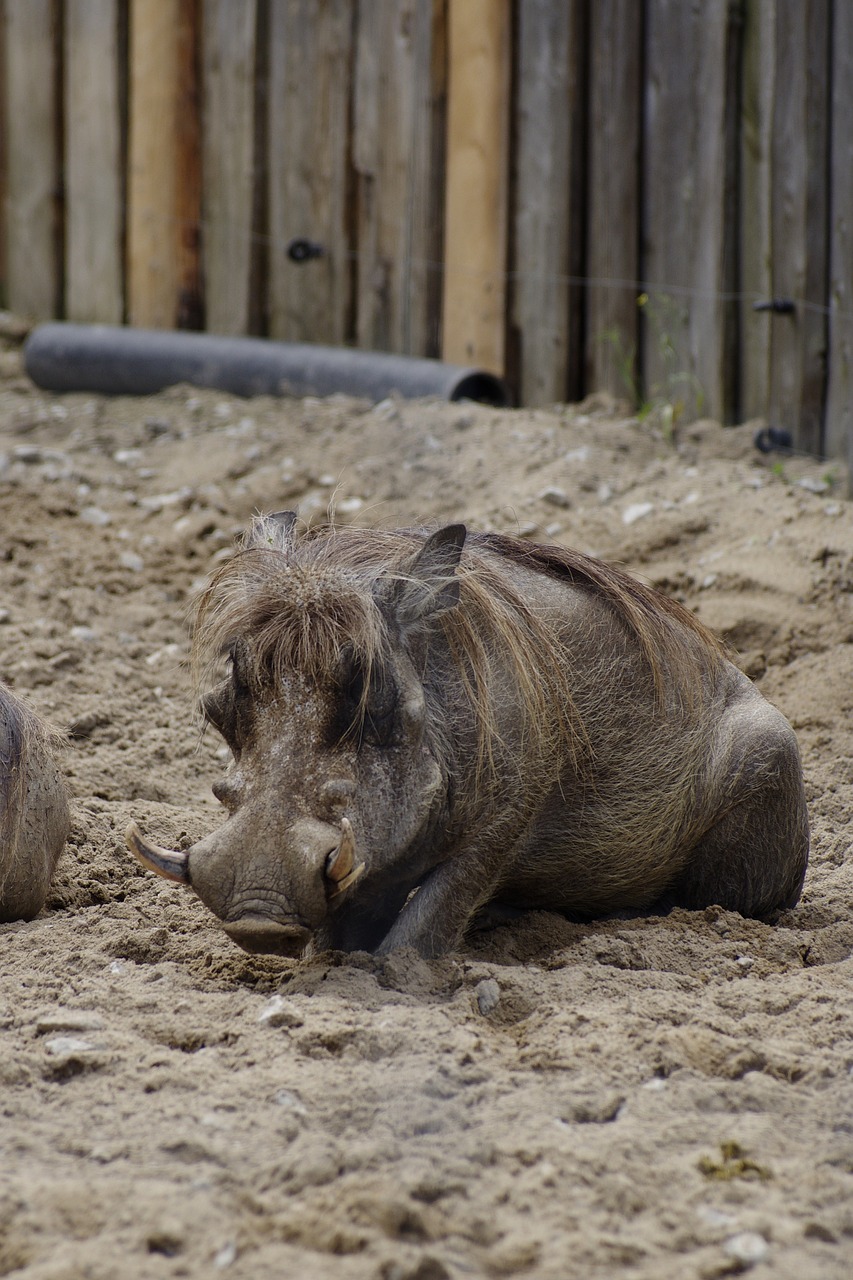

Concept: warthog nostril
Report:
left=222, top=917, right=311, bottom=957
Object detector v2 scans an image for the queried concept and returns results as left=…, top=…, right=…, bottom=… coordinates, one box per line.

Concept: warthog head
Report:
left=127, top=515, right=468, bottom=956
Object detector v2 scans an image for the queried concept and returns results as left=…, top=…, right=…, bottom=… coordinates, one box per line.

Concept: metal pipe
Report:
left=23, top=323, right=511, bottom=407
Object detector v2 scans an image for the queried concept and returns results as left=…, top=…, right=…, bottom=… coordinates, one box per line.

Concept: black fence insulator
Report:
left=752, top=298, right=796, bottom=315
left=754, top=426, right=794, bottom=455
left=287, top=238, right=325, bottom=264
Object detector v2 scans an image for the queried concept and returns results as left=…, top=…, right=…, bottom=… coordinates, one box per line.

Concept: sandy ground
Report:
left=0, top=327, right=851, bottom=1279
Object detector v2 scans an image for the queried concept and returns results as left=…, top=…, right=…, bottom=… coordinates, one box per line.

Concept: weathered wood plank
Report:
left=201, top=0, right=257, bottom=335
left=769, top=0, right=830, bottom=456
left=3, top=0, right=60, bottom=320
left=739, top=0, right=775, bottom=423
left=64, top=0, right=124, bottom=324
left=0, top=6, right=7, bottom=306
left=510, top=0, right=577, bottom=406
left=642, top=0, right=734, bottom=423
left=127, top=0, right=202, bottom=329
left=267, top=0, right=353, bottom=347
left=585, top=0, right=641, bottom=404
left=353, top=0, right=445, bottom=357
left=442, top=0, right=510, bottom=374
left=825, top=2, right=853, bottom=464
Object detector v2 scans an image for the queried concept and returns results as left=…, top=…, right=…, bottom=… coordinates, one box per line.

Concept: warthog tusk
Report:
left=325, top=817, right=365, bottom=898
left=126, top=821, right=191, bottom=884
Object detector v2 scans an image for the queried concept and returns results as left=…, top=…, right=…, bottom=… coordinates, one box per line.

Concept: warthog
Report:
left=127, top=516, right=809, bottom=958
left=0, top=683, right=69, bottom=922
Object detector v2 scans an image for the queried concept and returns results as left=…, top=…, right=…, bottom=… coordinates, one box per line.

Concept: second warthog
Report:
left=127, top=516, right=809, bottom=957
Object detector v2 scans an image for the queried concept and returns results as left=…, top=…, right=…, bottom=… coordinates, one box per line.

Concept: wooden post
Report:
left=65, top=0, right=124, bottom=324
left=201, top=0, right=257, bottom=335
left=825, top=2, right=853, bottom=465
left=127, top=0, right=202, bottom=329
left=768, top=0, right=830, bottom=456
left=510, top=0, right=579, bottom=406
left=352, top=0, right=445, bottom=357
left=0, top=7, right=7, bottom=306
left=267, top=0, right=354, bottom=347
left=3, top=0, right=60, bottom=320
left=740, top=0, right=775, bottom=423
left=442, top=0, right=510, bottom=375
left=586, top=0, right=641, bottom=404
left=642, top=0, right=735, bottom=423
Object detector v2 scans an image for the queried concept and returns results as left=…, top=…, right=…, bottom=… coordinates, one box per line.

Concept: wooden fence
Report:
left=1, top=0, right=851, bottom=458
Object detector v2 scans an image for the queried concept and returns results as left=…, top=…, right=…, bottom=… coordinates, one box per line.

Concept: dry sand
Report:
left=0, top=333, right=851, bottom=1278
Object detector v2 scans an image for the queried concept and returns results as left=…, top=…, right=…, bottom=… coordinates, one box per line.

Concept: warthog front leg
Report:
left=374, top=845, right=510, bottom=958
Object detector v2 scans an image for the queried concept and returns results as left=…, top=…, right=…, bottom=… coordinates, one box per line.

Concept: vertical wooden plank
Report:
left=127, top=0, right=202, bottom=329
left=201, top=0, right=257, bottom=335
left=642, top=1, right=734, bottom=423
left=768, top=0, right=830, bottom=456
left=267, top=0, right=353, bottom=347
left=510, top=1, right=577, bottom=406
left=353, top=0, right=445, bottom=357
left=739, top=0, right=775, bottom=422
left=586, top=0, right=641, bottom=403
left=442, top=0, right=510, bottom=374
left=0, top=3, right=7, bottom=306
left=65, top=0, right=124, bottom=324
left=3, top=0, right=60, bottom=320
left=825, top=2, right=853, bottom=463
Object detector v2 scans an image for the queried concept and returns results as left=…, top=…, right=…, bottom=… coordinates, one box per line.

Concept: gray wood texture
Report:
left=64, top=0, right=124, bottom=324
left=267, top=0, right=353, bottom=346
left=3, top=0, right=59, bottom=319
left=0, top=9, right=7, bottom=304
left=740, top=0, right=775, bottom=423
left=202, top=0, right=257, bottom=335
left=768, top=0, right=830, bottom=456
left=586, top=0, right=641, bottom=403
left=511, top=0, right=577, bottom=406
left=826, top=2, right=853, bottom=463
left=353, top=0, right=445, bottom=356
left=642, top=0, right=733, bottom=423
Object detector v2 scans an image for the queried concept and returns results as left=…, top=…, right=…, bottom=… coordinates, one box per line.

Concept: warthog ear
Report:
left=387, top=524, right=467, bottom=626
left=246, top=510, right=298, bottom=552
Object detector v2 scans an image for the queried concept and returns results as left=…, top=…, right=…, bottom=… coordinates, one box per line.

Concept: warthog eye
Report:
left=203, top=643, right=254, bottom=751
left=335, top=656, right=398, bottom=749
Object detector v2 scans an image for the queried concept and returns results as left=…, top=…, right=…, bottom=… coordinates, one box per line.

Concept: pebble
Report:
left=474, top=978, right=501, bottom=1015
left=257, top=996, right=305, bottom=1029
left=797, top=476, right=829, bottom=494
left=723, top=1232, right=769, bottom=1267
left=119, top=551, right=145, bottom=573
left=13, top=445, right=43, bottom=464
left=213, top=1242, right=238, bottom=1269
left=37, top=1010, right=106, bottom=1035
left=70, top=625, right=99, bottom=644
left=336, top=496, right=364, bottom=514
left=540, top=486, right=571, bottom=509
left=0, top=608, right=10, bottom=625
left=44, top=1035, right=99, bottom=1056
left=79, top=505, right=111, bottom=527
left=622, top=501, right=654, bottom=525
left=272, top=1089, right=308, bottom=1115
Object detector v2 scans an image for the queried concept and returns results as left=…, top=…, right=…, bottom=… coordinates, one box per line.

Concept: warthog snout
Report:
left=126, top=813, right=365, bottom=955
left=222, top=917, right=311, bottom=956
